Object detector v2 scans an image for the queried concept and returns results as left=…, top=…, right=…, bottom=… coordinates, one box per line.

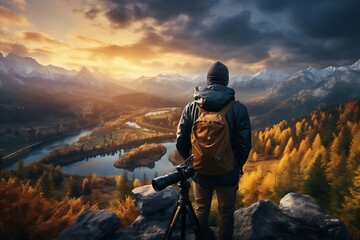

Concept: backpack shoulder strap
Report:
left=219, top=100, right=235, bottom=115
left=196, top=103, right=207, bottom=114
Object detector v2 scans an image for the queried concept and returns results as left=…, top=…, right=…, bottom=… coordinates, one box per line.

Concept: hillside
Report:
left=112, top=92, right=184, bottom=108
left=241, top=98, right=360, bottom=236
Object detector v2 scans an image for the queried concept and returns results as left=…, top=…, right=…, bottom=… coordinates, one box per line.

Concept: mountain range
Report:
left=1, top=52, right=359, bottom=128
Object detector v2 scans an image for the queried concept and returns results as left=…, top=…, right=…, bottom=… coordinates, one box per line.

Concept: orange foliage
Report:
left=108, top=196, right=139, bottom=228
left=0, top=178, right=98, bottom=240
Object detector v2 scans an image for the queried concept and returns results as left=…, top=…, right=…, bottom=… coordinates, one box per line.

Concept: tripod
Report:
left=164, top=180, right=204, bottom=240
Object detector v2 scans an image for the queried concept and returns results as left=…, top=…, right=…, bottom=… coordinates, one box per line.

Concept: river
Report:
left=7, top=130, right=92, bottom=170
left=62, top=142, right=177, bottom=179
left=6, top=130, right=177, bottom=179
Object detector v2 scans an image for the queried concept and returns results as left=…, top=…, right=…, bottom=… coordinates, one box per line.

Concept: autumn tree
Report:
left=327, top=134, right=352, bottom=209
left=82, top=178, right=92, bottom=195
left=133, top=179, right=142, bottom=188
left=68, top=177, right=82, bottom=198
left=303, top=156, right=331, bottom=209
left=35, top=170, right=54, bottom=198
left=116, top=170, right=129, bottom=200
left=348, top=131, right=360, bottom=172
left=343, top=167, right=360, bottom=230
left=16, top=160, right=26, bottom=179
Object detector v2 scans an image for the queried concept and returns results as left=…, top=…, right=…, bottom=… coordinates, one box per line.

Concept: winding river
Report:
left=62, top=142, right=176, bottom=179
left=6, top=130, right=177, bottom=179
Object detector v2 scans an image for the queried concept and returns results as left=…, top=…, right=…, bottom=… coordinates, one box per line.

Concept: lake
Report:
left=6, top=128, right=177, bottom=179
left=62, top=142, right=177, bottom=179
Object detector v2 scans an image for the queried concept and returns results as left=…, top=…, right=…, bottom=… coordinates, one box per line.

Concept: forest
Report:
left=0, top=98, right=359, bottom=239
left=240, top=98, right=360, bottom=237
left=113, top=143, right=167, bottom=169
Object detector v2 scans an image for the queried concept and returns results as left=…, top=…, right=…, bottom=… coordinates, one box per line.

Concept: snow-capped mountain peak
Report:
left=253, top=68, right=289, bottom=82
left=350, top=59, right=360, bottom=70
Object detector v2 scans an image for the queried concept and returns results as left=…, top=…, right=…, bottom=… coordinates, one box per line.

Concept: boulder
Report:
left=59, top=210, right=120, bottom=240
left=59, top=191, right=349, bottom=240
left=131, top=185, right=179, bottom=216
left=233, top=193, right=349, bottom=240
left=115, top=185, right=180, bottom=239
left=279, top=193, right=349, bottom=239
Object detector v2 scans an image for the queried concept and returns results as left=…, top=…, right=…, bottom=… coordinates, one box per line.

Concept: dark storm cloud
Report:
left=104, top=0, right=219, bottom=26
left=241, top=0, right=360, bottom=67
left=94, top=0, right=360, bottom=69
left=202, top=11, right=262, bottom=46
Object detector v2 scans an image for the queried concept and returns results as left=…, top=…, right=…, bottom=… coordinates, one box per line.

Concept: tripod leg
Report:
left=186, top=204, right=204, bottom=240
left=165, top=203, right=182, bottom=240
left=181, top=205, right=186, bottom=240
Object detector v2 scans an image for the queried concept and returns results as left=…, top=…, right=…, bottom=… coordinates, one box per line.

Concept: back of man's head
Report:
left=207, top=61, right=229, bottom=86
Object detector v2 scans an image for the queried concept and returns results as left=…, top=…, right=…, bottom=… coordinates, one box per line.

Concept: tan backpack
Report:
left=191, top=100, right=235, bottom=176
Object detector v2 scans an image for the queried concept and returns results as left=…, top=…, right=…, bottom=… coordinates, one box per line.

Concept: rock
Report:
left=59, top=210, right=120, bottom=240
left=120, top=184, right=196, bottom=239
left=279, top=193, right=349, bottom=240
left=60, top=190, right=349, bottom=240
left=131, top=185, right=179, bottom=216
left=233, top=193, right=349, bottom=240
left=279, top=192, right=326, bottom=222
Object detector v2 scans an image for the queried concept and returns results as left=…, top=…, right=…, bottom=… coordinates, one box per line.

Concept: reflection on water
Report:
left=7, top=130, right=92, bottom=170
left=62, top=142, right=177, bottom=178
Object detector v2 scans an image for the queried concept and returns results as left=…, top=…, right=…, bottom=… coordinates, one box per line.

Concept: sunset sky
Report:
left=0, top=0, right=360, bottom=80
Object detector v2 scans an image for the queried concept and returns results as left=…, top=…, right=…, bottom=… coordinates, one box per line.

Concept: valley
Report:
left=1, top=53, right=360, bottom=239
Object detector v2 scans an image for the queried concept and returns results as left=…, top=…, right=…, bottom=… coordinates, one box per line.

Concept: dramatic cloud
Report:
left=0, top=40, right=29, bottom=57
left=22, top=31, right=65, bottom=46
left=103, top=0, right=219, bottom=27
left=95, top=0, right=360, bottom=71
left=0, top=5, right=28, bottom=25
left=1, top=0, right=359, bottom=78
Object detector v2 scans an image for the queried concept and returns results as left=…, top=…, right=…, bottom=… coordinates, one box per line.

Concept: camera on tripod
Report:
left=152, top=164, right=194, bottom=191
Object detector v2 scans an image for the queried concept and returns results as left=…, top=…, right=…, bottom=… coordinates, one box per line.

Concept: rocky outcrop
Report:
left=58, top=209, right=120, bottom=240
left=59, top=188, right=349, bottom=240
left=233, top=192, right=348, bottom=240
left=116, top=185, right=182, bottom=240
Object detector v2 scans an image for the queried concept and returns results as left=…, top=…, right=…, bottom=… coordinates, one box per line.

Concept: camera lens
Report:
left=152, top=171, right=182, bottom=191
left=151, top=165, right=194, bottom=191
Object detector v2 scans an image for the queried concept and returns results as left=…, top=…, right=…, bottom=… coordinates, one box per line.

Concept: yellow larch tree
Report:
left=343, top=166, right=360, bottom=229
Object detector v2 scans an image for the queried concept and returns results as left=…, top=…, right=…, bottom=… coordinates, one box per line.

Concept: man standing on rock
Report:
left=176, top=61, right=252, bottom=239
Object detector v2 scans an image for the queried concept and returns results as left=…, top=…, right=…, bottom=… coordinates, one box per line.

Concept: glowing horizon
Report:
left=0, top=0, right=359, bottom=80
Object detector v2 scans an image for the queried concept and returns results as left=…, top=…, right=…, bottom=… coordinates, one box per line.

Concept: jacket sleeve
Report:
left=234, top=103, right=252, bottom=169
left=176, top=103, right=193, bottom=160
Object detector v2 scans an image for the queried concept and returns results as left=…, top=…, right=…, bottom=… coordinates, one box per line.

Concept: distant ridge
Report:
left=112, top=92, right=184, bottom=108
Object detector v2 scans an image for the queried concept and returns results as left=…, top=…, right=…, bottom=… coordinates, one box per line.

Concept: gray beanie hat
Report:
left=207, top=61, right=229, bottom=86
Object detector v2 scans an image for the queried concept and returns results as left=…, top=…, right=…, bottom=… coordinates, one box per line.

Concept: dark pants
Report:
left=192, top=181, right=238, bottom=240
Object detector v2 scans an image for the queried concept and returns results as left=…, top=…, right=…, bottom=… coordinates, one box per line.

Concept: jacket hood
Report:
left=193, top=84, right=235, bottom=111
left=207, top=61, right=229, bottom=86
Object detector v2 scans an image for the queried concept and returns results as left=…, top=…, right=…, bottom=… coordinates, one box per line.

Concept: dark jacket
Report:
left=176, top=84, right=251, bottom=186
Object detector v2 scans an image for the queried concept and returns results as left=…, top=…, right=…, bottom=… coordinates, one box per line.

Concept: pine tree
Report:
left=311, top=133, right=323, bottom=150
left=16, top=160, right=26, bottom=180
left=82, top=178, right=92, bottom=195
left=116, top=170, right=129, bottom=200
left=327, top=134, right=352, bottom=209
left=348, top=131, right=360, bottom=172
left=283, top=137, right=294, bottom=155
left=35, top=170, right=54, bottom=198
left=143, top=172, right=148, bottom=183
left=68, top=177, right=82, bottom=198
left=264, top=139, right=272, bottom=158
left=343, top=167, right=360, bottom=229
left=52, top=165, right=64, bottom=186
left=303, top=155, right=331, bottom=209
